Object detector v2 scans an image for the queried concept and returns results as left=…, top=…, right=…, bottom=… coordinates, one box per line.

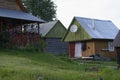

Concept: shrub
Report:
left=0, top=31, right=11, bottom=48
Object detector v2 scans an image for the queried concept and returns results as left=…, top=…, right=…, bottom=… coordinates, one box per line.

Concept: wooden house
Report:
left=63, top=17, right=119, bottom=58
left=39, top=20, right=69, bottom=54
left=0, top=0, right=45, bottom=47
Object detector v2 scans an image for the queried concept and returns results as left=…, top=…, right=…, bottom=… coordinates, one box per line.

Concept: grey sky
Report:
left=53, top=0, right=120, bottom=28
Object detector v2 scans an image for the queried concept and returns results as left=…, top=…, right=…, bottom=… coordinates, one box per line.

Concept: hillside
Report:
left=0, top=49, right=119, bottom=80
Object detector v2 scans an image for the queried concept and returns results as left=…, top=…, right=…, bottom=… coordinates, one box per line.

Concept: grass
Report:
left=0, top=49, right=119, bottom=80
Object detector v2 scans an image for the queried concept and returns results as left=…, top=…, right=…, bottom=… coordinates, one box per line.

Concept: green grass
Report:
left=0, top=49, right=119, bottom=80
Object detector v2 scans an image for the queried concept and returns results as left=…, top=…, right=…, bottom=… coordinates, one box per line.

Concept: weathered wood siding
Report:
left=45, top=38, right=69, bottom=55
left=94, top=40, right=116, bottom=58
left=69, top=40, right=116, bottom=58
left=0, top=0, right=22, bottom=11
left=63, top=18, right=91, bottom=42
left=82, top=41, right=95, bottom=57
left=45, top=21, right=67, bottom=38
left=82, top=40, right=116, bottom=58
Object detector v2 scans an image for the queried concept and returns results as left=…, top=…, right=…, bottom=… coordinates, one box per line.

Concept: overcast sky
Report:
left=53, top=0, right=120, bottom=28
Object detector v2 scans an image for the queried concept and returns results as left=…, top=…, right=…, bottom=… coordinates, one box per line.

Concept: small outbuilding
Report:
left=39, top=20, right=69, bottom=55
left=63, top=17, right=119, bottom=58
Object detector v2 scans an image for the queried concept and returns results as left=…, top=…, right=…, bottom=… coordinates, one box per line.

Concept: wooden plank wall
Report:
left=82, top=41, right=95, bottom=57
left=0, top=0, right=21, bottom=11
left=45, top=38, right=69, bottom=55
left=94, top=40, right=116, bottom=58
left=82, top=40, right=116, bottom=58
left=68, top=40, right=116, bottom=58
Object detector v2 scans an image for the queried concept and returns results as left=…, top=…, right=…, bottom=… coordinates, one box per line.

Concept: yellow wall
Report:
left=82, top=41, right=95, bottom=57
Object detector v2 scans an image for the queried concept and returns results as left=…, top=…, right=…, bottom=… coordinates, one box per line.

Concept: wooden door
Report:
left=69, top=43, right=75, bottom=58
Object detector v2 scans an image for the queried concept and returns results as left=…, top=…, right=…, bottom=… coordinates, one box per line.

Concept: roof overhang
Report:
left=0, top=8, right=45, bottom=23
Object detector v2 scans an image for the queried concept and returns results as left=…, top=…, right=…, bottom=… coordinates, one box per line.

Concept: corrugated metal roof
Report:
left=75, top=17, right=119, bottom=39
left=0, top=8, right=45, bottom=23
left=113, top=30, right=120, bottom=47
left=40, top=20, right=58, bottom=37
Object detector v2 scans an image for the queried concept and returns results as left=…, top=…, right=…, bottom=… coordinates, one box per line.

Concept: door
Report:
left=69, top=42, right=75, bottom=58
left=75, top=42, right=82, bottom=58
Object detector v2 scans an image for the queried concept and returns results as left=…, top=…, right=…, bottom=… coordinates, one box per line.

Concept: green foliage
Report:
left=39, top=37, right=46, bottom=52
left=21, top=38, right=46, bottom=52
left=0, top=31, right=11, bottom=48
left=23, top=0, right=57, bottom=21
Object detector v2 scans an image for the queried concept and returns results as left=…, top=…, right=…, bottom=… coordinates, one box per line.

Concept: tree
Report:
left=23, top=0, right=57, bottom=21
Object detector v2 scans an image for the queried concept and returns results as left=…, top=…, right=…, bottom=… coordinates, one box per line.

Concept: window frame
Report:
left=108, top=41, right=114, bottom=52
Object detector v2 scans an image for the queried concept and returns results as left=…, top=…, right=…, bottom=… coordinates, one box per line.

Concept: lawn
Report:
left=0, top=49, right=119, bottom=80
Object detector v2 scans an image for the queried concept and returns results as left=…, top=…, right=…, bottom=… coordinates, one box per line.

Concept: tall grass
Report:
left=0, top=49, right=119, bottom=80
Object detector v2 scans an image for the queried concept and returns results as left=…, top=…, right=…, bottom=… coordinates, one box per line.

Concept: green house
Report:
left=40, top=20, right=69, bottom=54
left=63, top=17, right=119, bottom=58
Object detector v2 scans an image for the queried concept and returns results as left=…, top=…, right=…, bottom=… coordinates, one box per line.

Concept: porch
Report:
left=0, top=7, right=45, bottom=47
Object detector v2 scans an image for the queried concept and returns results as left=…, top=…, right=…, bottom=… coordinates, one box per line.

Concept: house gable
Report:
left=45, top=21, right=67, bottom=38
left=63, top=18, right=91, bottom=42
left=0, top=0, right=25, bottom=11
left=63, top=17, right=119, bottom=42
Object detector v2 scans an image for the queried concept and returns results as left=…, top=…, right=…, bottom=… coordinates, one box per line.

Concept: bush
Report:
left=0, top=31, right=11, bottom=48
left=39, top=37, right=46, bottom=52
left=20, top=37, right=46, bottom=52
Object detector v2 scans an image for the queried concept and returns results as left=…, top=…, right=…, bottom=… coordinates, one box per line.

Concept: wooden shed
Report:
left=63, top=17, right=119, bottom=58
left=39, top=20, right=69, bottom=55
left=0, top=0, right=45, bottom=47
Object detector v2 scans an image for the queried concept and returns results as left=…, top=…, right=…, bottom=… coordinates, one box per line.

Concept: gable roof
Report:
left=75, top=17, right=119, bottom=39
left=40, top=20, right=58, bottom=37
left=0, top=8, right=45, bottom=23
left=113, top=30, right=120, bottom=47
left=40, top=20, right=67, bottom=38
left=63, top=17, right=119, bottom=42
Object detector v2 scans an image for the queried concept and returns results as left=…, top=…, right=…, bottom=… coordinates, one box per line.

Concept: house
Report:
left=39, top=20, right=69, bottom=54
left=0, top=0, right=45, bottom=47
left=63, top=17, right=119, bottom=58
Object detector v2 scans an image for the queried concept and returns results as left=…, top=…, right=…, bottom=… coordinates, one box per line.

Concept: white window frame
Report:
left=108, top=42, right=114, bottom=52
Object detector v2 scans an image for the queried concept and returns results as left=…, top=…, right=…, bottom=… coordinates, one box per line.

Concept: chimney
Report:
left=92, top=19, right=95, bottom=30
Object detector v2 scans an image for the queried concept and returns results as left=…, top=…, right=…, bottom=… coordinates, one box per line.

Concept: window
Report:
left=108, top=42, right=114, bottom=52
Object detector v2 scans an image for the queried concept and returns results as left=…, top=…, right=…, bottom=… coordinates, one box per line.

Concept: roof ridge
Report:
left=40, top=20, right=58, bottom=37
left=74, top=16, right=111, bottom=22
left=41, top=20, right=58, bottom=25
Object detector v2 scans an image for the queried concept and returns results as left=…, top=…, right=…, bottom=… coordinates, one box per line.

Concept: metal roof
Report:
left=113, top=30, right=120, bottom=47
left=75, top=17, right=119, bottom=39
left=0, top=8, right=45, bottom=23
left=40, top=20, right=58, bottom=37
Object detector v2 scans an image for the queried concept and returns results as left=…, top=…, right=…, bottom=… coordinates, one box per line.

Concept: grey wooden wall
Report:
left=45, top=38, right=69, bottom=55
